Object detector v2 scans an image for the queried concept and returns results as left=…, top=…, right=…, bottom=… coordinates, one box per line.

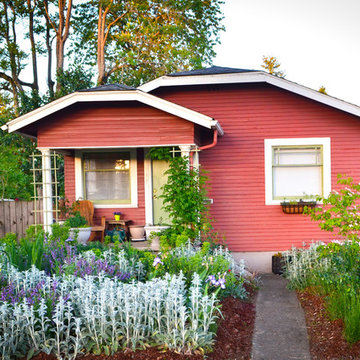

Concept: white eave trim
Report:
left=4, top=90, right=222, bottom=135
left=139, top=71, right=360, bottom=119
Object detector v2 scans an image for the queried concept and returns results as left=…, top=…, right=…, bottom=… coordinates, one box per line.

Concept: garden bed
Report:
left=298, top=289, right=360, bottom=360
left=22, top=286, right=257, bottom=360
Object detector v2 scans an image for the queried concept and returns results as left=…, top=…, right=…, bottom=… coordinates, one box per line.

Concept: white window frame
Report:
left=264, top=138, right=331, bottom=205
left=74, top=149, right=138, bottom=208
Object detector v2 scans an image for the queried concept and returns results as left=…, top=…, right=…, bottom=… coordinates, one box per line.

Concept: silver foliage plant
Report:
left=283, top=242, right=331, bottom=289
left=0, top=264, right=220, bottom=359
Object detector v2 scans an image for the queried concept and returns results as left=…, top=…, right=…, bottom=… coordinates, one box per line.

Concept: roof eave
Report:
left=139, top=71, right=360, bottom=119
left=4, top=90, right=218, bottom=135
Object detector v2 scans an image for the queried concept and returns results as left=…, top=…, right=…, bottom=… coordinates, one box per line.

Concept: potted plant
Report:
left=144, top=223, right=170, bottom=250
left=280, top=198, right=317, bottom=214
left=113, top=211, right=122, bottom=221
left=64, top=211, right=92, bottom=245
left=272, top=252, right=286, bottom=274
left=129, top=225, right=145, bottom=241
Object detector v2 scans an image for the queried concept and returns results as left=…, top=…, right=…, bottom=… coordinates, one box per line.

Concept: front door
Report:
left=152, top=159, right=171, bottom=224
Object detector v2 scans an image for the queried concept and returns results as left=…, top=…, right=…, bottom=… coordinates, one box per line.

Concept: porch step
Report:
left=128, top=240, right=152, bottom=251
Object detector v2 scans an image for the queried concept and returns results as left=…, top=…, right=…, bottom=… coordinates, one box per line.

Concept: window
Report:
left=264, top=138, right=331, bottom=205
left=77, top=150, right=137, bottom=207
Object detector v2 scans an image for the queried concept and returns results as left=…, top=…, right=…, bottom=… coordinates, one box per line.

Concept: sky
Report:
left=214, top=0, right=360, bottom=106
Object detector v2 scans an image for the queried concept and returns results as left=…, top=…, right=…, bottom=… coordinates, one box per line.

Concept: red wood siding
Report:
left=64, top=149, right=145, bottom=225
left=154, top=84, right=360, bottom=252
left=64, top=154, right=75, bottom=204
left=37, top=102, right=194, bottom=148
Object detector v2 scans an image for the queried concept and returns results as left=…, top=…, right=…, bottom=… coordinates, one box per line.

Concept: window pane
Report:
left=85, top=170, right=130, bottom=201
left=273, top=166, right=322, bottom=198
left=84, top=153, right=130, bottom=170
left=274, top=147, right=321, bottom=165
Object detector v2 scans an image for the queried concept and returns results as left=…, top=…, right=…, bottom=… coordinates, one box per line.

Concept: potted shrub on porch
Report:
left=144, top=224, right=170, bottom=250
left=65, top=211, right=92, bottom=245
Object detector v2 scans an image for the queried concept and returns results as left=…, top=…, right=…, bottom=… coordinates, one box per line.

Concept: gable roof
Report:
left=139, top=67, right=360, bottom=118
left=2, top=88, right=223, bottom=136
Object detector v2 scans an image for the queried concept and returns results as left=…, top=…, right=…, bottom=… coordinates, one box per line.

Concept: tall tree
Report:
left=73, top=0, right=224, bottom=86
left=42, top=0, right=73, bottom=92
left=261, top=55, right=285, bottom=78
left=0, top=1, right=32, bottom=112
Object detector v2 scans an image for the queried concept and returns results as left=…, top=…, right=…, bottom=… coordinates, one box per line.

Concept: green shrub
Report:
left=64, top=211, right=88, bottom=228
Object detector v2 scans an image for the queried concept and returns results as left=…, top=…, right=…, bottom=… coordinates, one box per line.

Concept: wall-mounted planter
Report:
left=280, top=200, right=316, bottom=214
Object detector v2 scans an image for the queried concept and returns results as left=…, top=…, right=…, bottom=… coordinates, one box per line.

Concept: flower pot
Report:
left=129, top=225, right=145, bottom=241
left=281, top=201, right=316, bottom=214
left=144, top=225, right=170, bottom=250
left=69, top=227, right=92, bottom=245
left=272, top=256, right=285, bottom=275
left=114, top=214, right=121, bottom=221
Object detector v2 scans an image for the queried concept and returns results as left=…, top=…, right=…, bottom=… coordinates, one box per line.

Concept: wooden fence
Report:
left=0, top=200, right=43, bottom=239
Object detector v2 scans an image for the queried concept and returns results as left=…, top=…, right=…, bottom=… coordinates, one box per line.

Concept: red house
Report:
left=3, top=66, right=360, bottom=272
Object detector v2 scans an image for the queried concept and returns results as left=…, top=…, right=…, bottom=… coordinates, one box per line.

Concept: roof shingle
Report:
left=78, top=84, right=136, bottom=92
left=168, top=66, right=258, bottom=77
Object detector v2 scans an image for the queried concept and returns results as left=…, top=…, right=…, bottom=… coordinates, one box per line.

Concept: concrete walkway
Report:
left=251, top=274, right=311, bottom=360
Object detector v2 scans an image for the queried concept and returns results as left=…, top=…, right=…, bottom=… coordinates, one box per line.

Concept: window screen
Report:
left=83, top=153, right=131, bottom=203
left=272, top=146, right=323, bottom=199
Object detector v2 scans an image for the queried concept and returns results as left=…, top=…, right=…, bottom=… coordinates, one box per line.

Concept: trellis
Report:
left=30, top=151, right=61, bottom=227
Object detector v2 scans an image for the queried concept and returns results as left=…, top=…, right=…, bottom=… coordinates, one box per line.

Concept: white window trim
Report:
left=74, top=149, right=138, bottom=209
left=264, top=137, right=331, bottom=205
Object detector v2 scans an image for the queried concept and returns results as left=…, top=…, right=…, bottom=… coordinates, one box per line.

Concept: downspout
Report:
left=199, top=129, right=218, bottom=151
left=190, top=128, right=218, bottom=167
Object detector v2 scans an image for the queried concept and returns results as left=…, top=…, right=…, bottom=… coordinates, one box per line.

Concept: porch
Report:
left=39, top=145, right=201, bottom=234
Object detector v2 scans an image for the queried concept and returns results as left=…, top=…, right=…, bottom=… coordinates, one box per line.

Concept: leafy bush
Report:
left=285, top=240, right=360, bottom=343
left=161, top=155, right=210, bottom=240
left=147, top=241, right=248, bottom=299
left=64, top=211, right=88, bottom=228
left=305, top=175, right=360, bottom=240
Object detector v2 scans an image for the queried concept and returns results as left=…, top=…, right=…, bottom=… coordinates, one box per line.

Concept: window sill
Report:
left=93, top=204, right=138, bottom=209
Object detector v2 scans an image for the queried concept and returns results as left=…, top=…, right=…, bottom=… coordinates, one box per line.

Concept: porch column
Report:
left=41, top=149, right=53, bottom=233
left=179, top=145, right=191, bottom=158
left=192, top=148, right=200, bottom=171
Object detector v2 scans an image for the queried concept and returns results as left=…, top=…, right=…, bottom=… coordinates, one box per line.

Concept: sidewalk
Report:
left=251, top=274, right=311, bottom=360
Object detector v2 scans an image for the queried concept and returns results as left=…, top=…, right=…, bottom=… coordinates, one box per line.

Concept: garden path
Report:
left=251, top=274, right=311, bottom=360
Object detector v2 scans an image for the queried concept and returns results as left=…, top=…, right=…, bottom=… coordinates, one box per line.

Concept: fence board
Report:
left=0, top=202, right=4, bottom=238
left=0, top=200, right=44, bottom=239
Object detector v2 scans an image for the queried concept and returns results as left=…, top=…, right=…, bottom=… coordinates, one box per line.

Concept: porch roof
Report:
left=2, top=88, right=223, bottom=137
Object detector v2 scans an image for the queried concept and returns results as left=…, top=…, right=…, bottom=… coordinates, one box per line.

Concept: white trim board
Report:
left=37, top=143, right=196, bottom=150
left=2, top=90, right=224, bottom=136
left=264, top=137, right=331, bottom=205
left=139, top=71, right=360, bottom=119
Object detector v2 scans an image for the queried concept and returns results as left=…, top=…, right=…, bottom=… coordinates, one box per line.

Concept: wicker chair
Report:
left=73, top=200, right=105, bottom=242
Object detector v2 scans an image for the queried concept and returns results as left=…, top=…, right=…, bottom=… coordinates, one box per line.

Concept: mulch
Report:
left=23, top=286, right=257, bottom=360
left=298, top=289, right=360, bottom=360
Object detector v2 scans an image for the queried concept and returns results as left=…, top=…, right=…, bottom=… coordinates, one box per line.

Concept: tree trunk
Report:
left=27, top=0, right=39, bottom=92
left=43, top=0, right=73, bottom=92
left=97, top=5, right=107, bottom=85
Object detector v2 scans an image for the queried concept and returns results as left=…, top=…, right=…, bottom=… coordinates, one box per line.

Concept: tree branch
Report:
left=41, top=0, right=58, bottom=33
left=104, top=11, right=128, bottom=45
left=62, top=0, right=73, bottom=41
